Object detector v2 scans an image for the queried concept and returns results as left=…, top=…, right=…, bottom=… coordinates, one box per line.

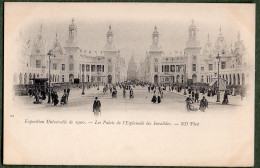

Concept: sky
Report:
left=14, top=3, right=255, bottom=65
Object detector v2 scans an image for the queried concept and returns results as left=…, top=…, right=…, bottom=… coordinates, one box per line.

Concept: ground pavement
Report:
left=15, top=85, right=246, bottom=115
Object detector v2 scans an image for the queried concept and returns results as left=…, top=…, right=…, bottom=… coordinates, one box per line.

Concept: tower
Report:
left=103, top=25, right=118, bottom=84
left=105, top=25, right=115, bottom=50
left=64, top=18, right=80, bottom=83
left=151, top=25, right=160, bottom=50
left=149, top=25, right=163, bottom=84
left=184, top=20, right=202, bottom=83
left=31, top=24, right=46, bottom=71
left=66, top=18, right=77, bottom=46
left=233, top=31, right=246, bottom=66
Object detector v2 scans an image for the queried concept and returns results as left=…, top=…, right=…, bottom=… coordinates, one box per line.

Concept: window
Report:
left=154, top=58, right=158, bottom=62
left=176, top=65, right=180, bottom=72
left=201, top=67, right=204, bottom=71
left=221, top=61, right=226, bottom=69
left=62, top=75, right=64, bottom=82
left=91, top=65, right=95, bottom=72
left=53, top=63, right=57, bottom=70
left=102, top=65, right=104, bottom=72
left=108, top=65, right=112, bottom=72
left=36, top=60, right=41, bottom=68
left=62, top=64, right=65, bottom=71
left=192, top=64, right=196, bottom=71
left=162, top=65, right=164, bottom=72
left=154, top=66, right=158, bottom=72
left=69, top=64, right=74, bottom=71
left=170, top=65, right=175, bottom=72
left=70, top=55, right=73, bottom=59
left=165, top=65, right=169, bottom=72
left=97, top=65, right=102, bottom=72
left=209, top=64, right=213, bottom=71
left=108, top=58, right=112, bottom=62
left=86, top=64, right=90, bottom=72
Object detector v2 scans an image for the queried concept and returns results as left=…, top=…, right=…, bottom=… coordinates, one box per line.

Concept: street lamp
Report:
left=82, top=64, right=85, bottom=95
left=47, top=49, right=53, bottom=103
left=97, top=71, right=100, bottom=90
left=216, top=53, right=221, bottom=102
left=183, top=64, right=187, bottom=95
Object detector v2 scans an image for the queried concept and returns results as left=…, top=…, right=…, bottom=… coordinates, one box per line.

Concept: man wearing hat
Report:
left=93, top=97, right=101, bottom=116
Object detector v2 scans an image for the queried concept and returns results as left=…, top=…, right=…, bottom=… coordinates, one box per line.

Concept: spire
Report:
left=55, top=31, right=58, bottom=41
left=191, top=19, right=194, bottom=26
left=237, top=31, right=241, bottom=41
left=207, top=33, right=210, bottom=42
left=219, top=27, right=222, bottom=36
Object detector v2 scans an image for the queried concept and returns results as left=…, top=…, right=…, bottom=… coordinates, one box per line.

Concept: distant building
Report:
left=140, top=20, right=249, bottom=87
left=127, top=54, right=138, bottom=81
left=14, top=19, right=127, bottom=86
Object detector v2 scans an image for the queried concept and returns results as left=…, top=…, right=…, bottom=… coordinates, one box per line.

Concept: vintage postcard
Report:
left=4, top=2, right=255, bottom=166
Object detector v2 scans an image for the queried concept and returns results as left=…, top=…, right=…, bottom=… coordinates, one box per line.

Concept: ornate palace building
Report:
left=14, top=19, right=127, bottom=86
left=140, top=20, right=249, bottom=88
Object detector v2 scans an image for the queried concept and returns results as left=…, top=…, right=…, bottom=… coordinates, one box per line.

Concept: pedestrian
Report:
left=185, top=95, right=193, bottom=111
left=222, top=90, right=229, bottom=105
left=93, top=97, right=101, bottom=116
left=151, top=94, right=157, bottom=103
left=129, top=89, right=134, bottom=98
left=123, top=88, right=126, bottom=98
left=33, top=91, right=41, bottom=104
left=157, top=93, right=161, bottom=104
left=191, top=90, right=195, bottom=99
left=60, top=93, right=67, bottom=106
left=53, top=92, right=59, bottom=106
left=199, top=96, right=208, bottom=112
left=161, top=91, right=163, bottom=99
left=195, top=91, right=199, bottom=103
left=51, top=90, right=55, bottom=103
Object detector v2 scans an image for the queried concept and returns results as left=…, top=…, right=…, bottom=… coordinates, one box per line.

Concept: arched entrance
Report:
left=108, top=75, right=112, bottom=84
left=69, top=74, right=74, bottom=83
left=154, top=75, right=158, bottom=84
left=192, top=74, right=197, bottom=83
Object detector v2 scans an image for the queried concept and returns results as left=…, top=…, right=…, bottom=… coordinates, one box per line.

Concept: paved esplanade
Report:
left=17, top=85, right=244, bottom=115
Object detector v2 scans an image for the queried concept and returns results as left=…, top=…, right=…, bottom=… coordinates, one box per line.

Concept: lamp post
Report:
left=183, top=64, right=187, bottom=95
left=82, top=64, right=85, bottom=95
left=97, top=71, right=100, bottom=90
left=47, top=50, right=53, bottom=103
left=216, top=53, right=221, bottom=102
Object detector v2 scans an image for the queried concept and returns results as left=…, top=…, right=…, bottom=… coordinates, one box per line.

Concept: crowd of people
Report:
left=25, top=80, right=246, bottom=115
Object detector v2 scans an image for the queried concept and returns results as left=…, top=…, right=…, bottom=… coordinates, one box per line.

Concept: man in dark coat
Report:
left=186, top=95, right=193, bottom=111
left=199, top=96, right=208, bottom=112
left=195, top=91, right=199, bottom=103
left=157, top=94, right=161, bottom=104
left=151, top=94, right=157, bottom=103
left=222, top=91, right=229, bottom=105
left=53, top=92, right=59, bottom=106
left=93, top=97, right=101, bottom=116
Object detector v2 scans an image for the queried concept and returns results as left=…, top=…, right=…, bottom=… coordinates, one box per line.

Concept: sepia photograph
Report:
left=4, top=2, right=255, bottom=166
